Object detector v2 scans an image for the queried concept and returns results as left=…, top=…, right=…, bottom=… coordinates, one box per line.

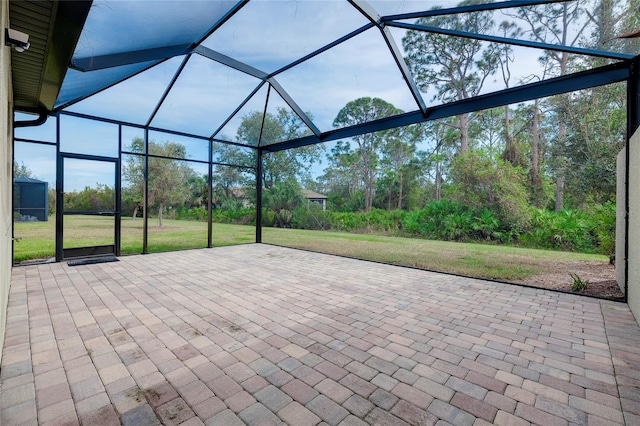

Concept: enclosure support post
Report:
left=624, top=57, right=640, bottom=302
left=55, top=114, right=63, bottom=262
left=256, top=147, right=263, bottom=243
left=207, top=140, right=213, bottom=248
left=116, top=125, right=122, bottom=256
left=143, top=128, right=149, bottom=254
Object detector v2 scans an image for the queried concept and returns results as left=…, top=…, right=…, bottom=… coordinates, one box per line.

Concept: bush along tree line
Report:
left=36, top=0, right=633, bottom=257
left=259, top=179, right=616, bottom=255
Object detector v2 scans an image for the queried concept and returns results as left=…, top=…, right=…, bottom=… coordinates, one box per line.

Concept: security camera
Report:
left=5, top=28, right=30, bottom=52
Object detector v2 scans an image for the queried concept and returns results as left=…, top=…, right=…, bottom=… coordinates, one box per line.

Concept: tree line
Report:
left=312, top=0, right=636, bottom=215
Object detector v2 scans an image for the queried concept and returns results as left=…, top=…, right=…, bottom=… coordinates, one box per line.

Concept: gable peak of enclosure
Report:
left=17, top=0, right=635, bottom=153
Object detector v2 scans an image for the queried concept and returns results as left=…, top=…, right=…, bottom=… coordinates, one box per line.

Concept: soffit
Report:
left=9, top=0, right=90, bottom=112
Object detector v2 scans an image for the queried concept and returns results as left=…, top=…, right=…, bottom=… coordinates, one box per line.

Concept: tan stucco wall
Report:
left=0, top=0, right=13, bottom=364
left=616, top=148, right=626, bottom=292
left=628, top=130, right=640, bottom=324
left=619, top=130, right=640, bottom=325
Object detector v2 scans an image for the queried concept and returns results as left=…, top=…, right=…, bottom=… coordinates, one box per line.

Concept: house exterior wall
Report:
left=0, top=0, right=14, bottom=363
left=618, top=129, right=640, bottom=325
left=616, top=148, right=626, bottom=292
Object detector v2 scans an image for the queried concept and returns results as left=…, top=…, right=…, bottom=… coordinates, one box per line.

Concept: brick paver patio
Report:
left=1, top=244, right=639, bottom=425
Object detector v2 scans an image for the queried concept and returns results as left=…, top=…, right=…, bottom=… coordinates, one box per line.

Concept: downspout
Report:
left=14, top=108, right=48, bottom=128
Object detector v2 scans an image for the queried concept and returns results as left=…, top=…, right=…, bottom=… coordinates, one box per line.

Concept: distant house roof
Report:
left=301, top=189, right=327, bottom=200
left=14, top=176, right=46, bottom=184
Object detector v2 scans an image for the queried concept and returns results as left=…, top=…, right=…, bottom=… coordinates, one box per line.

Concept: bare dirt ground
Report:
left=518, top=259, right=624, bottom=300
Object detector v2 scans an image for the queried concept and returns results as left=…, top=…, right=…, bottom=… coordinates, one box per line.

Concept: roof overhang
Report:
left=9, top=0, right=91, bottom=113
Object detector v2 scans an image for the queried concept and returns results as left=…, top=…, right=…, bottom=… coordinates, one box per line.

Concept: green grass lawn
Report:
left=13, top=216, right=256, bottom=262
left=13, top=217, right=608, bottom=282
left=263, top=228, right=607, bottom=281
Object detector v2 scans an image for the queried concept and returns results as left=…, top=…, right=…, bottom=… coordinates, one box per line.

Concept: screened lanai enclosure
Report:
left=11, top=0, right=640, bottom=298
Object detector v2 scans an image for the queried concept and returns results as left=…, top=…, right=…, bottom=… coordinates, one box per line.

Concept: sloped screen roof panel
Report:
left=73, top=0, right=240, bottom=58
left=201, top=0, right=370, bottom=73
left=150, top=54, right=265, bottom=138
left=273, top=26, right=421, bottom=133
left=65, top=56, right=185, bottom=124
left=55, top=61, right=161, bottom=109
left=50, top=0, right=636, bottom=151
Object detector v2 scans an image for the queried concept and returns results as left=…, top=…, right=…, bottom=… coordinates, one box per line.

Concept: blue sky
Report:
left=14, top=0, right=606, bottom=191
